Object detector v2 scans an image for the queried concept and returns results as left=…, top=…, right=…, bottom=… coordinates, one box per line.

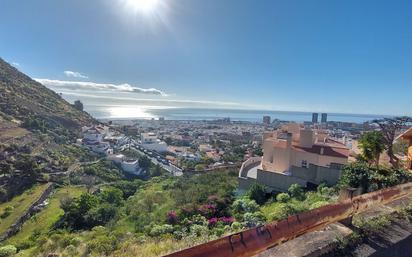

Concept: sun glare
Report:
left=125, top=0, right=160, bottom=14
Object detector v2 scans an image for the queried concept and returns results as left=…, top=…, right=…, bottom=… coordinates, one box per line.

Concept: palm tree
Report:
left=358, top=131, right=385, bottom=167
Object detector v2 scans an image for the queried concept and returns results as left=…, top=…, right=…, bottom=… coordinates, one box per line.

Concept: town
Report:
left=1, top=1, right=412, bottom=256
left=78, top=112, right=410, bottom=194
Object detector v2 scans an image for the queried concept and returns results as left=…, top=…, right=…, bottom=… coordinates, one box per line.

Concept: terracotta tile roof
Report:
left=292, top=143, right=349, bottom=158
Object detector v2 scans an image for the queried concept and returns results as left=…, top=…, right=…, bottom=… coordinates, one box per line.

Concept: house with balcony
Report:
left=239, top=123, right=349, bottom=192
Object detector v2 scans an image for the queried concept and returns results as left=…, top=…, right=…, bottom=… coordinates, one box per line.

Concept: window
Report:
left=301, top=160, right=308, bottom=168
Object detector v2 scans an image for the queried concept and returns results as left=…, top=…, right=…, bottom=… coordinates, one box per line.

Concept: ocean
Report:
left=59, top=92, right=390, bottom=123
left=85, top=105, right=389, bottom=123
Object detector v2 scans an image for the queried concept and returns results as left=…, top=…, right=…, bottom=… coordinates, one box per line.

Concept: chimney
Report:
left=263, top=131, right=274, bottom=141
left=286, top=132, right=293, bottom=148
left=299, top=129, right=314, bottom=148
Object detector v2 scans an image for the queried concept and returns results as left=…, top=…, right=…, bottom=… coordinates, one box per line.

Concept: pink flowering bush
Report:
left=167, top=210, right=178, bottom=225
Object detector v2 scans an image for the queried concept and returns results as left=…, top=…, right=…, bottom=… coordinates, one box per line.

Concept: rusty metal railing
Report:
left=164, top=182, right=412, bottom=257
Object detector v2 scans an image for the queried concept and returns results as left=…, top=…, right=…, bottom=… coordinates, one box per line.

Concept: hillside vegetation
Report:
left=0, top=58, right=94, bottom=130
left=0, top=58, right=97, bottom=201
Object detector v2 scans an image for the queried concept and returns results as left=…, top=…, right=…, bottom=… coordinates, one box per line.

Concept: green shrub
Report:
left=247, top=183, right=267, bottom=205
left=268, top=204, right=296, bottom=221
left=0, top=206, right=13, bottom=219
left=189, top=224, right=209, bottom=237
left=70, top=237, right=82, bottom=247
left=242, top=211, right=265, bottom=228
left=276, top=193, right=290, bottom=203
left=149, top=224, right=174, bottom=237
left=87, top=235, right=117, bottom=255
left=288, top=184, right=304, bottom=200
left=0, top=245, right=17, bottom=257
left=230, top=221, right=242, bottom=231
left=232, top=198, right=259, bottom=214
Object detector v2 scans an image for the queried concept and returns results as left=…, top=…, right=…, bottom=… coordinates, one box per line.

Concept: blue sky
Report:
left=1, top=0, right=411, bottom=115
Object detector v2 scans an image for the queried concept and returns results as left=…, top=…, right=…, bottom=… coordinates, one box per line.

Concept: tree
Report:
left=339, top=163, right=370, bottom=192
left=138, top=156, right=151, bottom=171
left=358, top=131, right=385, bottom=167
left=288, top=184, right=305, bottom=200
left=372, top=117, right=412, bottom=168
left=195, top=164, right=206, bottom=171
left=100, top=187, right=124, bottom=205
left=276, top=193, right=290, bottom=203
left=150, top=164, right=162, bottom=177
left=247, top=183, right=267, bottom=205
left=73, top=100, right=84, bottom=111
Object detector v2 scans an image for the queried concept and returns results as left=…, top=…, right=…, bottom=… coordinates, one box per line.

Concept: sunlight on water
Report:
left=106, top=105, right=156, bottom=119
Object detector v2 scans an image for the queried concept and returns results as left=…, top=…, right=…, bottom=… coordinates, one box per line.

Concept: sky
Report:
left=0, top=0, right=411, bottom=116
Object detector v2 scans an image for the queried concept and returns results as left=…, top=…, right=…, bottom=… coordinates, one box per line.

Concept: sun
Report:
left=124, top=0, right=160, bottom=14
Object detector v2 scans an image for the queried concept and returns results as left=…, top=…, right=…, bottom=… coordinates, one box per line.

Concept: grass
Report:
left=0, top=183, right=50, bottom=236
left=5, top=185, right=86, bottom=246
left=0, top=127, right=28, bottom=138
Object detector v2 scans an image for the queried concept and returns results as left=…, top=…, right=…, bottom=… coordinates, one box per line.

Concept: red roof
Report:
left=293, top=143, right=349, bottom=158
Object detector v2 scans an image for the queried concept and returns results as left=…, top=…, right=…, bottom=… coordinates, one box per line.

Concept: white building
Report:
left=107, top=154, right=125, bottom=164
left=140, top=132, right=168, bottom=152
left=83, top=126, right=106, bottom=143
left=121, top=159, right=140, bottom=174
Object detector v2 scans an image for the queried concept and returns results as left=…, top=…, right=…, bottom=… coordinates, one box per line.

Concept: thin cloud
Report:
left=53, top=91, right=271, bottom=110
left=64, top=70, right=88, bottom=79
left=35, top=78, right=167, bottom=96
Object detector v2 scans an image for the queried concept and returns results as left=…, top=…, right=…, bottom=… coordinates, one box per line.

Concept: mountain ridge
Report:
left=0, top=57, right=95, bottom=130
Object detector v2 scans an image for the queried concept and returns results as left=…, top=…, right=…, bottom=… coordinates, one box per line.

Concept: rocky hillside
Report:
left=0, top=58, right=97, bottom=201
left=0, top=58, right=95, bottom=131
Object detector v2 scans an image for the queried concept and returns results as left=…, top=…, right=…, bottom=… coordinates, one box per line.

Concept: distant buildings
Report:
left=263, top=116, right=271, bottom=125
left=321, top=113, right=328, bottom=123
left=81, top=125, right=142, bottom=174
left=239, top=123, right=349, bottom=192
left=199, top=144, right=213, bottom=152
left=81, top=125, right=114, bottom=155
left=312, top=113, right=319, bottom=123
left=140, top=132, right=168, bottom=152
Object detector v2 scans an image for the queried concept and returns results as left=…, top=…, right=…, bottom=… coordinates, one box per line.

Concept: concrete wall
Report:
left=290, top=165, right=317, bottom=182
left=239, top=164, right=342, bottom=192
left=239, top=157, right=261, bottom=178
left=238, top=177, right=256, bottom=191
left=291, top=164, right=342, bottom=186
left=315, top=166, right=342, bottom=185
left=256, top=169, right=306, bottom=192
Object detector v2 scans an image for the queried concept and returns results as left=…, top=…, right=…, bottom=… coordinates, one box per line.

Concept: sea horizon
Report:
left=87, top=105, right=392, bottom=124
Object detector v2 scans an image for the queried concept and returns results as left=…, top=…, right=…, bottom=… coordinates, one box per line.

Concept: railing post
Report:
left=338, top=187, right=361, bottom=226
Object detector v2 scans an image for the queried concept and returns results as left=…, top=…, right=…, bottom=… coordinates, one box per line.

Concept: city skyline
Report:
left=1, top=0, right=412, bottom=116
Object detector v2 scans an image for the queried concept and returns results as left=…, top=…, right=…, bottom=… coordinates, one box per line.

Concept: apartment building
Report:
left=239, top=123, right=349, bottom=192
